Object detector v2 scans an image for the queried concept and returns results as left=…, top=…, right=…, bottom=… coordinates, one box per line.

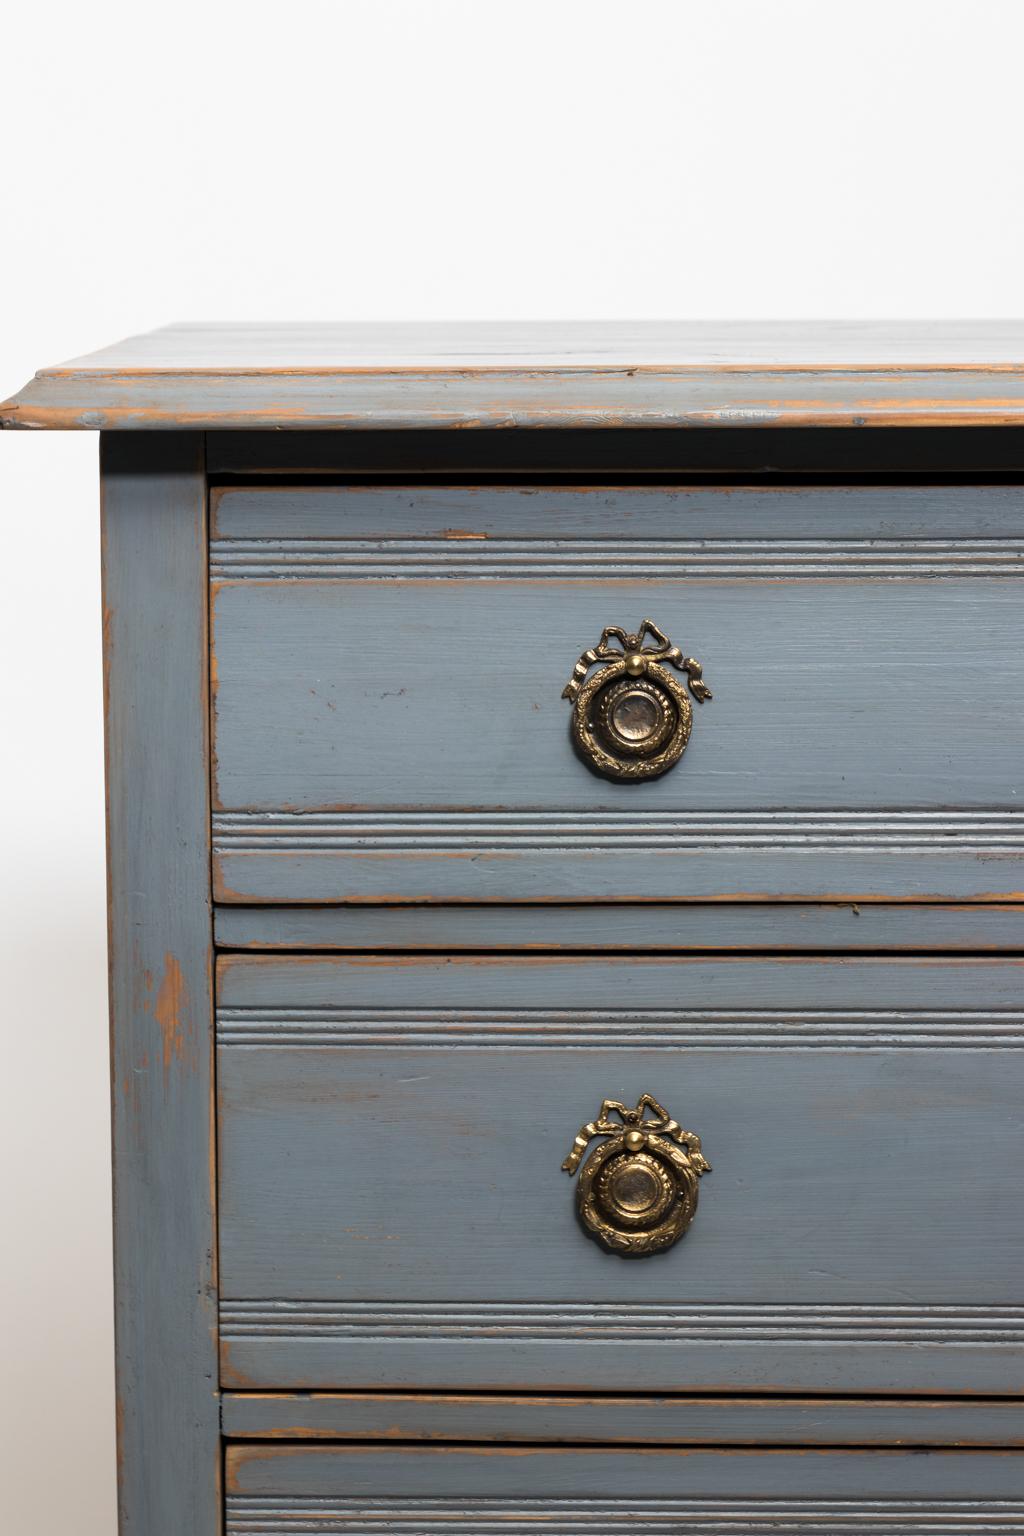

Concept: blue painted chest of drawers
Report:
left=4, top=321, right=1024, bottom=1535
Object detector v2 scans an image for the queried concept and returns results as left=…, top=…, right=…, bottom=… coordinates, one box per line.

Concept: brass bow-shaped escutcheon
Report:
left=562, top=1094, right=710, bottom=1257
left=562, top=620, right=711, bottom=781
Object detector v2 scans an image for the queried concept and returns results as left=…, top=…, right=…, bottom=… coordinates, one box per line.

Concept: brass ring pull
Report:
left=562, top=620, right=711, bottom=781
left=562, top=1094, right=710, bottom=1257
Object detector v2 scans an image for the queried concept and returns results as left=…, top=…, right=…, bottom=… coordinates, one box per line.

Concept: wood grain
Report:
left=216, top=954, right=1024, bottom=1395
left=220, top=1391, right=1024, bottom=1445
left=210, top=481, right=1024, bottom=541
left=224, top=1443, right=1024, bottom=1521
left=40, top=320, right=1024, bottom=369
left=102, top=434, right=219, bottom=1534
left=211, top=484, right=1024, bottom=904
left=212, top=901, right=1024, bottom=952
left=12, top=322, right=1024, bottom=429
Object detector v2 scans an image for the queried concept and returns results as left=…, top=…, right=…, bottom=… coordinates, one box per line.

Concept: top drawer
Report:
left=210, top=484, right=1024, bottom=903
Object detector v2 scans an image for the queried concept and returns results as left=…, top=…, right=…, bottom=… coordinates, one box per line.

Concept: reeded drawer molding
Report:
left=220, top=1300, right=1023, bottom=1344
left=212, top=810, right=1024, bottom=904
left=209, top=534, right=1024, bottom=579
left=224, top=1446, right=1024, bottom=1531
left=225, top=1497, right=1024, bottom=1536
left=213, top=809, right=1024, bottom=853
left=217, top=1003, right=1024, bottom=1048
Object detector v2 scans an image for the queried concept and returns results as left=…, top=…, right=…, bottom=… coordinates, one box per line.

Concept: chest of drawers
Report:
left=4, top=321, right=1024, bottom=1536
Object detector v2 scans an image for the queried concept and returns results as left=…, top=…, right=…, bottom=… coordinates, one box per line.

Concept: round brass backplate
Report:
left=575, top=1133, right=700, bottom=1257
left=594, top=677, right=677, bottom=757
left=569, top=659, right=693, bottom=781
left=596, top=1149, right=676, bottom=1227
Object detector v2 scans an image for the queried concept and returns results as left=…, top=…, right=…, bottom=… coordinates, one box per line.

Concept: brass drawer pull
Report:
left=562, top=1094, right=710, bottom=1257
left=562, top=619, right=711, bottom=781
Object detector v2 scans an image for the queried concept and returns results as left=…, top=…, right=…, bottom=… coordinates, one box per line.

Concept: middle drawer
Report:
left=216, top=953, right=1023, bottom=1395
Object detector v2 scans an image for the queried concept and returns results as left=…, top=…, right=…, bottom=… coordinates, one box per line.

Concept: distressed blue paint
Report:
left=216, top=954, right=1024, bottom=1395
left=211, top=485, right=1024, bottom=903
left=102, top=434, right=219, bottom=1534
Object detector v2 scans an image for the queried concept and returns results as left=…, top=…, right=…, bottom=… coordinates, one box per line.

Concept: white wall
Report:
left=3, top=1, right=1023, bottom=1529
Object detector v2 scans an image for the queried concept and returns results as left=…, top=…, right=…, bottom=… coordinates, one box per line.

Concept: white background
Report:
left=3, top=2, right=1024, bottom=1529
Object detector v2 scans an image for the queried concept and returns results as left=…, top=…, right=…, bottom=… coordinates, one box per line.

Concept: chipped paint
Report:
left=11, top=336, right=1024, bottom=431
left=153, top=949, right=191, bottom=1078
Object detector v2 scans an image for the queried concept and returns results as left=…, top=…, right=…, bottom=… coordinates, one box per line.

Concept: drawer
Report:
left=216, top=954, right=1024, bottom=1394
left=210, top=484, right=1024, bottom=904
left=225, top=1445, right=1024, bottom=1534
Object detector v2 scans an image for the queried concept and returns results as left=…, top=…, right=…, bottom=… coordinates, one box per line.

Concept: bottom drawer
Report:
left=226, top=1446, right=1024, bottom=1534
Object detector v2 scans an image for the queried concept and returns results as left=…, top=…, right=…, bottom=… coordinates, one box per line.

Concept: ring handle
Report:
left=562, top=620, right=711, bottom=781
left=562, top=1094, right=710, bottom=1257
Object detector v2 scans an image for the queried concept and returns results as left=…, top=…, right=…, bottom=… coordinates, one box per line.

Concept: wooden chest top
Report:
left=9, top=319, right=1024, bottom=429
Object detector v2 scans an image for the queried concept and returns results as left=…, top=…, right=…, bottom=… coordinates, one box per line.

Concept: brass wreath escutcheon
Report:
left=562, top=1094, right=711, bottom=1257
left=562, top=620, right=711, bottom=781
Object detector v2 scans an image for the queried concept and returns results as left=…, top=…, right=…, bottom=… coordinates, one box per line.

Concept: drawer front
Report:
left=210, top=484, right=1024, bottom=903
left=216, top=954, right=1024, bottom=1393
left=225, top=1445, right=1024, bottom=1534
